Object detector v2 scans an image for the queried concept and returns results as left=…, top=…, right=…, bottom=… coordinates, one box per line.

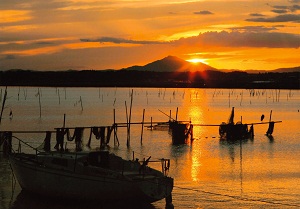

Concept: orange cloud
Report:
left=0, top=10, right=32, bottom=23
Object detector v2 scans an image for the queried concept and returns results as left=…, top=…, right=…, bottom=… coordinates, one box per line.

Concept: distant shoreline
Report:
left=0, top=70, right=299, bottom=89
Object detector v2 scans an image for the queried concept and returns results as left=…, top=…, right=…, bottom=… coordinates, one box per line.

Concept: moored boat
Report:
left=6, top=131, right=173, bottom=204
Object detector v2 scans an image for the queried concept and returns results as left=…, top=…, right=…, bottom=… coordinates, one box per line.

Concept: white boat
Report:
left=8, top=135, right=173, bottom=204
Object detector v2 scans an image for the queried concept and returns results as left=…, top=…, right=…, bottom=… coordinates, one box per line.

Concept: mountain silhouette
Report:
left=121, top=56, right=217, bottom=72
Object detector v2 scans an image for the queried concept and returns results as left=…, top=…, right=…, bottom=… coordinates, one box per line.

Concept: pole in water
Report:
left=141, top=109, right=145, bottom=145
left=63, top=114, right=66, bottom=128
left=38, top=88, right=42, bottom=118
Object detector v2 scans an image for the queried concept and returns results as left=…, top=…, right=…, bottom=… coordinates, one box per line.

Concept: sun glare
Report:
left=187, top=58, right=208, bottom=65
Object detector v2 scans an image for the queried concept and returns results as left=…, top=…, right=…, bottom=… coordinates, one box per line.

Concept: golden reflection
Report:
left=180, top=89, right=208, bottom=182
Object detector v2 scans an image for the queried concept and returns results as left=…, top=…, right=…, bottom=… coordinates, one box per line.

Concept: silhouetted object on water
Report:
left=6, top=129, right=174, bottom=205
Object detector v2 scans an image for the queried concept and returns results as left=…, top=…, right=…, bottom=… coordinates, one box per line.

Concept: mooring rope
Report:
left=174, top=185, right=299, bottom=207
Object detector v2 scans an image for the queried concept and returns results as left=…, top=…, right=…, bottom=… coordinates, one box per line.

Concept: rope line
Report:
left=174, top=185, right=299, bottom=207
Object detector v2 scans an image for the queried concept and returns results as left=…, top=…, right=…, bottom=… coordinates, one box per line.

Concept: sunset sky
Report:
left=1, top=0, right=299, bottom=71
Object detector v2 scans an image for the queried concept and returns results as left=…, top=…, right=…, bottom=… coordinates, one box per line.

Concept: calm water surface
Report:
left=0, top=87, right=299, bottom=209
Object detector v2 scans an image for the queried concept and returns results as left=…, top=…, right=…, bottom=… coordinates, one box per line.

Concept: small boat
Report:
left=6, top=131, right=173, bottom=204
left=219, top=107, right=254, bottom=140
left=218, top=107, right=281, bottom=140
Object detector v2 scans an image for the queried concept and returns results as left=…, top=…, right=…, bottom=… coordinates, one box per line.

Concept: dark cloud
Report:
left=271, top=9, right=288, bottom=13
left=249, top=13, right=265, bottom=17
left=194, top=10, right=214, bottom=15
left=80, top=37, right=163, bottom=44
left=289, top=0, right=300, bottom=3
left=273, top=5, right=289, bottom=10
left=271, top=4, right=300, bottom=12
left=246, top=14, right=300, bottom=23
left=229, top=26, right=278, bottom=32
left=290, top=4, right=300, bottom=11
left=5, top=54, right=16, bottom=60
left=35, top=41, right=55, bottom=45
left=176, top=31, right=300, bottom=49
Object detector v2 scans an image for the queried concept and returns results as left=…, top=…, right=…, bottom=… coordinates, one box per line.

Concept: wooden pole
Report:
left=229, top=90, right=231, bottom=108
left=58, top=88, right=61, bottom=105
left=175, top=107, right=178, bottom=121
left=38, top=88, right=42, bottom=118
left=141, top=109, right=145, bottom=145
left=63, top=114, right=66, bottom=128
left=125, top=101, right=129, bottom=147
left=80, top=96, right=83, bottom=111
left=127, top=89, right=133, bottom=147
left=113, top=109, right=116, bottom=146
left=0, top=86, right=7, bottom=125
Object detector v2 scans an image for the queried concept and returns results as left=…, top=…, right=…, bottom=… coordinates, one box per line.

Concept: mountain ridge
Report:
left=121, top=56, right=217, bottom=72
left=120, top=55, right=299, bottom=73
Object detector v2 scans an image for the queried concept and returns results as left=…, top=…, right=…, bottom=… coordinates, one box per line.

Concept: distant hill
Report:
left=269, top=66, right=300, bottom=73
left=1, top=55, right=299, bottom=88
left=121, top=56, right=217, bottom=72
left=121, top=55, right=299, bottom=73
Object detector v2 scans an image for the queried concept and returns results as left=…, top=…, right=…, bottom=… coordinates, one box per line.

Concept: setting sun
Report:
left=187, top=58, right=208, bottom=65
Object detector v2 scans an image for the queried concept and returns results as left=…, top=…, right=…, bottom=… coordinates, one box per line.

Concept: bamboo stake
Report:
left=38, top=88, right=41, bottom=118
left=58, top=88, right=61, bottom=105
left=113, top=109, right=119, bottom=146
left=18, top=87, right=20, bottom=101
left=125, top=101, right=129, bottom=146
left=80, top=96, right=83, bottom=111
left=229, top=90, right=231, bottom=108
left=127, top=89, right=133, bottom=147
left=141, top=109, right=145, bottom=144
left=0, top=87, right=7, bottom=125
left=63, top=114, right=66, bottom=127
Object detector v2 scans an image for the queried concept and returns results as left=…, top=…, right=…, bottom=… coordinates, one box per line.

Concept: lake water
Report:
left=0, top=87, right=299, bottom=209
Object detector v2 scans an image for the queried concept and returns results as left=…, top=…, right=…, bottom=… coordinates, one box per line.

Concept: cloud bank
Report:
left=80, top=37, right=164, bottom=45
left=246, top=14, right=300, bottom=23
left=176, top=31, right=300, bottom=48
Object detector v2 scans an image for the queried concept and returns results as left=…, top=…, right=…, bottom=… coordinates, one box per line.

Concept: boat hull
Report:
left=9, top=154, right=173, bottom=203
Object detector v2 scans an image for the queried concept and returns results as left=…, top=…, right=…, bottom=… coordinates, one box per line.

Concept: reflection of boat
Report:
left=7, top=132, right=173, bottom=204
left=11, top=190, right=157, bottom=209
